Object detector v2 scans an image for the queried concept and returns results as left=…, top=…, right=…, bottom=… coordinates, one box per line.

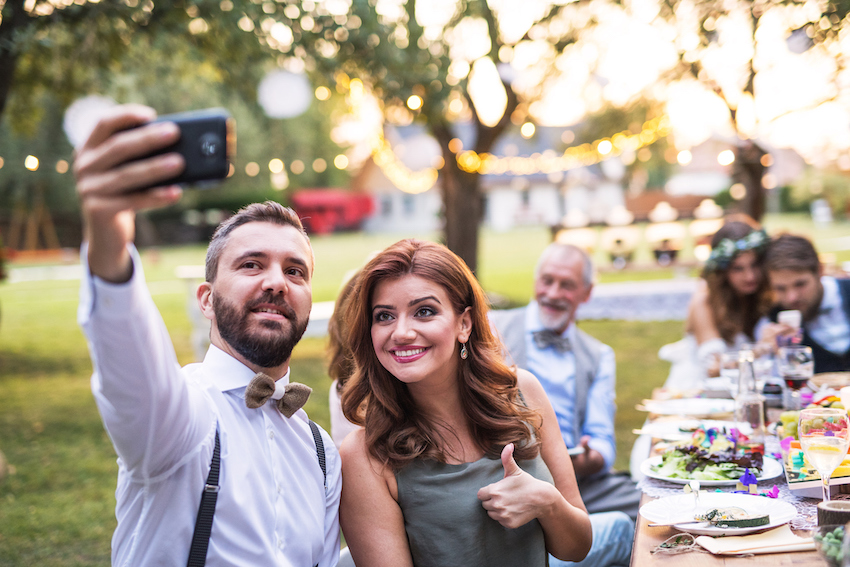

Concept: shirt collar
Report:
left=202, top=344, right=291, bottom=396
left=820, top=276, right=841, bottom=314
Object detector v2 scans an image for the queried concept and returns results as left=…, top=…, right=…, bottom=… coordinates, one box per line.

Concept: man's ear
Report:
left=579, top=283, right=594, bottom=305
left=197, top=282, right=215, bottom=322
left=458, top=306, right=473, bottom=343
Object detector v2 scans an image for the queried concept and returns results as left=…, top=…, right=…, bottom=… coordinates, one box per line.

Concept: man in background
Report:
left=763, top=233, right=850, bottom=372
left=490, top=242, right=637, bottom=567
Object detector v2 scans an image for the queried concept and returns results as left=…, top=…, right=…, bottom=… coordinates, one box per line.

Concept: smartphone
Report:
left=131, top=108, right=236, bottom=191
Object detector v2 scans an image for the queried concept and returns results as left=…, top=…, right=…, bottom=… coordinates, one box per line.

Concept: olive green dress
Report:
left=395, top=453, right=554, bottom=567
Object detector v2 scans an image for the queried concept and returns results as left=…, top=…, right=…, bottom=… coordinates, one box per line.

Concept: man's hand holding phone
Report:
left=74, top=104, right=187, bottom=283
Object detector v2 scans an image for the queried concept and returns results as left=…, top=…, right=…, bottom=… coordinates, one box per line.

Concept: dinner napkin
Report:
left=695, top=525, right=814, bottom=555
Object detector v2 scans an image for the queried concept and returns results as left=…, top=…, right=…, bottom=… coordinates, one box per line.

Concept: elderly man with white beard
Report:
left=489, top=243, right=637, bottom=567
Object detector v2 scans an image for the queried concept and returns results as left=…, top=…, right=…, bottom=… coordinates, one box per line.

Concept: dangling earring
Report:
left=460, top=341, right=469, bottom=360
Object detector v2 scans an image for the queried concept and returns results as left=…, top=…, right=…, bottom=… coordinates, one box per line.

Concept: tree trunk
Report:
left=440, top=155, right=483, bottom=274
left=0, top=0, right=28, bottom=121
left=734, top=141, right=766, bottom=222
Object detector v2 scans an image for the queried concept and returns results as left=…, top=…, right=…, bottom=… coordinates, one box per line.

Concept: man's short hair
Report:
left=535, top=242, right=595, bottom=288
left=764, top=233, right=820, bottom=275
left=205, top=201, right=311, bottom=283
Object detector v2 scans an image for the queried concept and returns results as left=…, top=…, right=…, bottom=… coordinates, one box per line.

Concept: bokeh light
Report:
left=718, top=150, right=735, bottom=166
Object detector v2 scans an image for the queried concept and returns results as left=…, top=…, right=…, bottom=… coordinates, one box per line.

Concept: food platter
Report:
left=636, top=420, right=746, bottom=440
left=810, top=372, right=850, bottom=390
left=640, top=455, right=784, bottom=486
left=638, top=398, right=735, bottom=417
left=640, top=492, right=797, bottom=536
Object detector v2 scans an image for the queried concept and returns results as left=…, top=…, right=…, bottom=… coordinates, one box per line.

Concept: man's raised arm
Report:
left=73, top=104, right=185, bottom=281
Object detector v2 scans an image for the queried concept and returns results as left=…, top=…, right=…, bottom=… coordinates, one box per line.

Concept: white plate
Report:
left=640, top=398, right=735, bottom=417
left=636, top=420, right=745, bottom=440
left=640, top=455, right=784, bottom=486
left=568, top=446, right=585, bottom=456
left=640, top=492, right=797, bottom=535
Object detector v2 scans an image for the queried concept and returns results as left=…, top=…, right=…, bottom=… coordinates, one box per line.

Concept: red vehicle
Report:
left=290, top=189, right=375, bottom=235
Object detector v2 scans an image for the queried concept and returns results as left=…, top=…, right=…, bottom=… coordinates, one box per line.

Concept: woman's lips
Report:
left=390, top=347, right=428, bottom=362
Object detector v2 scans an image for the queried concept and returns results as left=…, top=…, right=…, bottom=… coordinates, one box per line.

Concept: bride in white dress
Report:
left=661, top=215, right=772, bottom=389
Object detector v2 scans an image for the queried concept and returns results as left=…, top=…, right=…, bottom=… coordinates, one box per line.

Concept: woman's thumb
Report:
left=501, top=443, right=522, bottom=478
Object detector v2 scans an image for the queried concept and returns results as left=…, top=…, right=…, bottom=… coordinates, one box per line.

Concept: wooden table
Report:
left=630, top=493, right=821, bottom=566
left=629, top=394, right=824, bottom=566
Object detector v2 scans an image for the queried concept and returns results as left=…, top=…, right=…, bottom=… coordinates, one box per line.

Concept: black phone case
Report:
left=130, top=108, right=233, bottom=191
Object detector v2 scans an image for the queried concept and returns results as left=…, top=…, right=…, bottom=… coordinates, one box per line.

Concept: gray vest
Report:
left=489, top=306, right=604, bottom=444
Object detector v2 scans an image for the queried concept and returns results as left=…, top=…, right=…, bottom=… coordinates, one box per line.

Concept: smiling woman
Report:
left=336, top=238, right=592, bottom=567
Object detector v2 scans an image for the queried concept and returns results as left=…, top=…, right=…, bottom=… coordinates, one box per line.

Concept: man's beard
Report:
left=538, top=299, right=574, bottom=332
left=802, top=285, right=825, bottom=323
left=213, top=291, right=309, bottom=369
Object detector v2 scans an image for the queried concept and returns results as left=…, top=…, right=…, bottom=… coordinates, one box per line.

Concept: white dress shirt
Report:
left=78, top=245, right=341, bottom=567
left=523, top=302, right=617, bottom=470
left=808, top=276, right=850, bottom=355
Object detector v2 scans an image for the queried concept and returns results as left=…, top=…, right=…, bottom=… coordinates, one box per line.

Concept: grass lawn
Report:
left=0, top=213, right=845, bottom=564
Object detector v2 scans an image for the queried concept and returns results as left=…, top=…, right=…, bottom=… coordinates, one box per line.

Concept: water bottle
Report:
left=735, top=349, right=766, bottom=455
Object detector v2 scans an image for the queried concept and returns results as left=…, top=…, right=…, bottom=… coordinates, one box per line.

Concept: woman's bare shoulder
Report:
left=515, top=368, right=550, bottom=411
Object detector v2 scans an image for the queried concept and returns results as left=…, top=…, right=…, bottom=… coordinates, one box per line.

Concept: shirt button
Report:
left=277, top=538, right=284, bottom=549
left=267, top=430, right=274, bottom=440
left=277, top=483, right=283, bottom=494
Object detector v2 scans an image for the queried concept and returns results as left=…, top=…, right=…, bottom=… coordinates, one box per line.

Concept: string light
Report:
left=456, top=116, right=671, bottom=175
left=370, top=130, right=439, bottom=194
left=333, top=78, right=671, bottom=192
left=3, top=106, right=671, bottom=194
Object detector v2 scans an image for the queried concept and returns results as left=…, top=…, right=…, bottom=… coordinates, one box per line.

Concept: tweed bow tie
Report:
left=532, top=330, right=571, bottom=353
left=245, top=372, right=312, bottom=418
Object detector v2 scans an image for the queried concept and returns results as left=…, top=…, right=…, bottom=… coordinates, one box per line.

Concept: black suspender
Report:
left=186, top=429, right=220, bottom=567
left=309, top=420, right=328, bottom=489
left=186, top=422, right=328, bottom=566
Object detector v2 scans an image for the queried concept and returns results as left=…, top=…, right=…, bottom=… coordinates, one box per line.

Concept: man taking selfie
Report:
left=74, top=104, right=341, bottom=566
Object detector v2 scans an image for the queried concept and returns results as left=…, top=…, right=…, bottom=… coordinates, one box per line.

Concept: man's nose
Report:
left=543, top=283, right=561, bottom=298
left=784, top=289, right=799, bottom=305
left=263, top=268, right=289, bottom=294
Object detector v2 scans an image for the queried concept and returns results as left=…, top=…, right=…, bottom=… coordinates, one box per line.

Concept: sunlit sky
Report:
left=357, top=0, right=850, bottom=170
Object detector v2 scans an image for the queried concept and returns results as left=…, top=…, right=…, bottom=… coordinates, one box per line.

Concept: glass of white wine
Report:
left=799, top=407, right=850, bottom=502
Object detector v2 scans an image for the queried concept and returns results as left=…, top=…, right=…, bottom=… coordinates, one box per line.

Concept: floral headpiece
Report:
left=704, top=228, right=769, bottom=272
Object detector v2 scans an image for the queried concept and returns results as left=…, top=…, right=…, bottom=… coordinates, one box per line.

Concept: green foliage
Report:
left=787, top=169, right=850, bottom=218
left=573, top=100, right=673, bottom=189
left=0, top=16, right=353, bottom=223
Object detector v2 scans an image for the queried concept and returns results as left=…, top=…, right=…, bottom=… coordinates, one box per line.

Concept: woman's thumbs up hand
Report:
left=477, top=443, right=559, bottom=529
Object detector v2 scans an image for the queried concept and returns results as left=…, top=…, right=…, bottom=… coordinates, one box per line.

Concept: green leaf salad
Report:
left=651, top=427, right=764, bottom=481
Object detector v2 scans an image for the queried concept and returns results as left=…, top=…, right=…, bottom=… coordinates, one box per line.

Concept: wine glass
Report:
left=799, top=407, right=850, bottom=501
left=778, top=345, right=814, bottom=410
left=719, top=350, right=741, bottom=397
left=740, top=342, right=772, bottom=394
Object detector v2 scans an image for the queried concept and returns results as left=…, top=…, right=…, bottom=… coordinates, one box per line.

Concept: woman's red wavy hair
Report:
left=340, top=239, right=541, bottom=470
